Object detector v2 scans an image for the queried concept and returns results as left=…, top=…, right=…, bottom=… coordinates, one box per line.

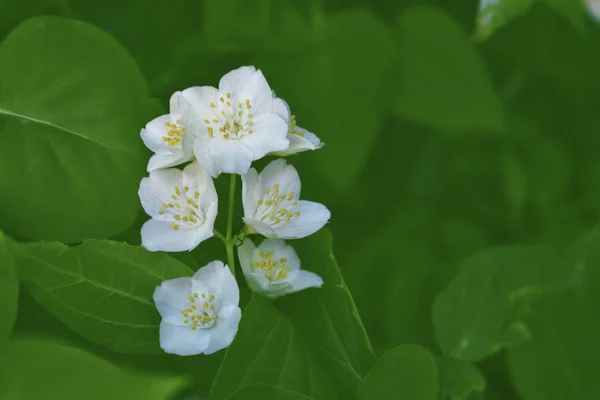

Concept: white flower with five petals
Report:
left=242, top=159, right=330, bottom=239
left=180, top=66, right=289, bottom=177
left=153, top=261, right=241, bottom=356
left=141, top=92, right=194, bottom=172
left=138, top=161, right=218, bottom=252
left=270, top=97, right=323, bottom=156
left=238, top=238, right=323, bottom=298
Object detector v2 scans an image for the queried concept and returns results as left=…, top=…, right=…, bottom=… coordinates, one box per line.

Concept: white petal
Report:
left=256, top=239, right=300, bottom=271
left=191, top=261, right=240, bottom=310
left=203, top=306, right=242, bottom=355
left=194, top=137, right=254, bottom=177
left=289, top=270, right=324, bottom=293
left=179, top=86, right=219, bottom=123
left=140, top=115, right=174, bottom=155
left=244, top=272, right=273, bottom=292
left=241, top=168, right=260, bottom=218
left=243, top=217, right=277, bottom=238
left=159, top=321, right=210, bottom=356
left=237, top=238, right=257, bottom=275
left=239, top=113, right=289, bottom=159
left=586, top=0, right=600, bottom=22
left=273, top=97, right=291, bottom=121
left=182, top=161, right=218, bottom=212
left=153, top=277, right=192, bottom=324
left=258, top=159, right=301, bottom=199
left=218, top=66, right=273, bottom=115
left=273, top=201, right=330, bottom=239
left=141, top=219, right=213, bottom=252
left=299, top=128, right=323, bottom=148
left=147, top=153, right=189, bottom=172
left=138, top=168, right=183, bottom=219
left=168, top=91, right=184, bottom=117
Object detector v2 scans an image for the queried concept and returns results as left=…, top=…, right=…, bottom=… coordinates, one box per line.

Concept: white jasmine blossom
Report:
left=238, top=238, right=323, bottom=298
left=270, top=97, right=323, bottom=156
left=585, top=0, right=600, bottom=22
left=153, top=261, right=241, bottom=356
left=180, top=66, right=289, bottom=177
left=141, top=91, right=194, bottom=172
left=138, top=161, right=218, bottom=252
left=242, top=159, right=330, bottom=239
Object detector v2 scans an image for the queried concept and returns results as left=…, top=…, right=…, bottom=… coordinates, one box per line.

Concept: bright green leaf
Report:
left=437, top=357, right=486, bottom=400
left=508, top=228, right=600, bottom=400
left=13, top=239, right=193, bottom=353
left=356, top=344, right=438, bottom=400
left=0, top=16, right=152, bottom=242
left=0, top=338, right=188, bottom=399
left=0, top=231, right=19, bottom=344
left=432, top=246, right=574, bottom=361
left=393, top=5, right=504, bottom=133
left=211, top=295, right=339, bottom=400
left=474, top=0, right=534, bottom=41
left=225, top=385, right=314, bottom=400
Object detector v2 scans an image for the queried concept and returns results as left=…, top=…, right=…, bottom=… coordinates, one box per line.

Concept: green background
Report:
left=1, top=0, right=599, bottom=399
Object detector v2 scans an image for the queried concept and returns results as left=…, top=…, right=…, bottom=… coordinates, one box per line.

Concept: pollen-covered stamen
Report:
left=254, top=251, right=292, bottom=282
left=255, top=183, right=301, bottom=225
left=206, top=94, right=255, bottom=140
left=182, top=292, right=218, bottom=330
left=289, top=115, right=305, bottom=137
left=157, top=186, right=206, bottom=231
left=162, top=120, right=186, bottom=146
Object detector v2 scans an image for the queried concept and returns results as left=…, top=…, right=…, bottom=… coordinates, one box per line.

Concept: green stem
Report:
left=225, top=174, right=237, bottom=275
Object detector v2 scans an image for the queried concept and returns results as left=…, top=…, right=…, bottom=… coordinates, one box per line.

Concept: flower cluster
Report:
left=138, top=66, right=330, bottom=356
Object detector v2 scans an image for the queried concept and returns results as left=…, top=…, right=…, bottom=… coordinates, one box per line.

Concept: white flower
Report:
left=241, top=158, right=330, bottom=239
left=238, top=238, right=323, bottom=298
left=138, top=161, right=218, bottom=252
left=153, top=261, right=241, bottom=356
left=141, top=91, right=194, bottom=172
left=270, top=97, right=323, bottom=156
left=179, top=66, right=289, bottom=177
left=585, top=0, right=600, bottom=22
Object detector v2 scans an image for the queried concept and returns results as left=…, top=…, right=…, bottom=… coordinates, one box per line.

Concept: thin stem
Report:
left=213, top=229, right=226, bottom=243
left=225, top=174, right=237, bottom=275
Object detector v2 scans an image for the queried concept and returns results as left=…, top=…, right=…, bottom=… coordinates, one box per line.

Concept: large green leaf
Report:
left=0, top=16, right=153, bottom=242
left=0, top=232, right=19, bottom=344
left=508, top=228, right=600, bottom=400
left=0, top=338, right=188, bottom=399
left=13, top=239, right=193, bottom=353
left=356, top=344, right=439, bottom=400
left=432, top=246, right=573, bottom=361
left=393, top=5, right=504, bottom=133
left=225, top=385, right=314, bottom=400
left=253, top=9, right=394, bottom=197
left=211, top=295, right=338, bottom=400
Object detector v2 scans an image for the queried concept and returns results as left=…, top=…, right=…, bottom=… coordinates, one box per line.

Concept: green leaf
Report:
left=275, top=229, right=375, bottom=391
left=211, top=295, right=339, bottom=400
left=432, top=246, right=573, bottom=361
left=0, top=338, right=188, bottom=399
left=508, top=228, right=600, bottom=400
left=393, top=5, right=504, bottom=133
left=0, top=231, right=19, bottom=344
left=254, top=9, right=394, bottom=196
left=437, top=357, right=486, bottom=400
left=0, top=16, right=152, bottom=242
left=474, top=0, right=534, bottom=41
left=213, top=229, right=374, bottom=398
left=225, top=385, right=314, bottom=400
left=544, top=0, right=588, bottom=30
left=356, top=344, right=439, bottom=400
left=13, top=239, right=193, bottom=353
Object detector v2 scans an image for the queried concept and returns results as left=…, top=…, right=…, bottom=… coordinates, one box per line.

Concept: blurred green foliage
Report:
left=1, top=0, right=599, bottom=399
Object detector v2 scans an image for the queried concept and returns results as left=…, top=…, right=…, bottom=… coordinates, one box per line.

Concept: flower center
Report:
left=289, top=115, right=304, bottom=137
left=157, top=185, right=206, bottom=231
left=255, top=183, right=301, bottom=225
left=182, top=292, right=218, bottom=330
left=205, top=92, right=254, bottom=140
left=254, top=250, right=292, bottom=282
left=162, top=120, right=185, bottom=146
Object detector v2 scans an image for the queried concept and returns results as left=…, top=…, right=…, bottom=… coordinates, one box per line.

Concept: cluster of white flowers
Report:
left=138, top=66, right=330, bottom=356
